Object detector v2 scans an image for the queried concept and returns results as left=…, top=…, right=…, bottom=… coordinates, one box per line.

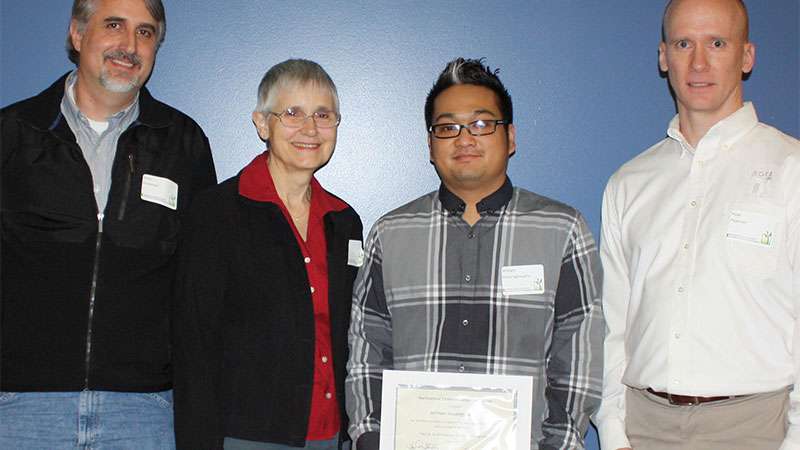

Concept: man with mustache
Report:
left=596, top=1, right=800, bottom=449
left=0, top=1, right=216, bottom=448
left=346, top=58, right=603, bottom=450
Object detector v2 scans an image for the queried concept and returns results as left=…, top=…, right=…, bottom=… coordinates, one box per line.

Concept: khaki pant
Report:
left=625, top=387, right=789, bottom=450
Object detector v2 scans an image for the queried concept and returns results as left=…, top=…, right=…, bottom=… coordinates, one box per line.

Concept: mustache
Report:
left=103, top=50, right=142, bottom=66
left=453, top=150, right=482, bottom=157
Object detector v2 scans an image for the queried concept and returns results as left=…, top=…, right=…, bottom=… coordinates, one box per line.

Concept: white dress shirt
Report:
left=596, top=103, right=800, bottom=450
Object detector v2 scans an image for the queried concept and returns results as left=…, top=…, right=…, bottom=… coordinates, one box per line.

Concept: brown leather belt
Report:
left=646, top=388, right=745, bottom=406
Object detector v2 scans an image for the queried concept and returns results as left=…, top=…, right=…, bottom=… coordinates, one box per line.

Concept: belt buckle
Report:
left=667, top=393, right=698, bottom=406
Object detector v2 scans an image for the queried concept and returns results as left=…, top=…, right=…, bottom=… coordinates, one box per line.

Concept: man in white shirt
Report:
left=595, top=0, right=800, bottom=449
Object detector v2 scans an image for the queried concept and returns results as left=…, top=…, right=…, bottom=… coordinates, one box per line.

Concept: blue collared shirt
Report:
left=60, top=71, right=139, bottom=215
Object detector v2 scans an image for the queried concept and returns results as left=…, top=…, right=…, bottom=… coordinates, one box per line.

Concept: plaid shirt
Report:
left=346, top=179, right=604, bottom=450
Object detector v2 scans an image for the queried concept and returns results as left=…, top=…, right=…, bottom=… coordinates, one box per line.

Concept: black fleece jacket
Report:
left=1, top=73, right=217, bottom=392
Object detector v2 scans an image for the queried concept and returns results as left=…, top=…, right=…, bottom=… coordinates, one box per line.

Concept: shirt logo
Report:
left=749, top=167, right=775, bottom=197
left=751, top=169, right=773, bottom=181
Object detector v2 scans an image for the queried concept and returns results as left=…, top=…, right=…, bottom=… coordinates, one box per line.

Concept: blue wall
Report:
left=2, top=1, right=798, bottom=448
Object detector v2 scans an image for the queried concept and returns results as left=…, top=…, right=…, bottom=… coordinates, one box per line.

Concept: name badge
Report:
left=348, top=239, right=364, bottom=267
left=501, top=264, right=545, bottom=296
left=726, top=209, right=776, bottom=247
left=141, top=174, right=178, bottom=210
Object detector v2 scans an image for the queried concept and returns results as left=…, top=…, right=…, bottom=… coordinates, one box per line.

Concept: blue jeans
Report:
left=0, top=390, right=176, bottom=450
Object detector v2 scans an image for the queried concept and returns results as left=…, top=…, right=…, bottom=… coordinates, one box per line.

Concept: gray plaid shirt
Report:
left=346, top=179, right=603, bottom=450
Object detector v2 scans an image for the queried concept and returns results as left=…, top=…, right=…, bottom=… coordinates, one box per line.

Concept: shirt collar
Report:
left=238, top=151, right=349, bottom=216
left=667, top=102, right=759, bottom=159
left=438, top=177, right=513, bottom=215
left=61, top=70, right=140, bottom=130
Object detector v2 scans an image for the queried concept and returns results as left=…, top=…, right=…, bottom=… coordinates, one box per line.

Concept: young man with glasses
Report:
left=345, top=58, right=603, bottom=450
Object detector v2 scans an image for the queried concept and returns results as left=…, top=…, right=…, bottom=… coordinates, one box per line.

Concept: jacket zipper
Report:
left=117, top=153, right=135, bottom=221
left=84, top=213, right=104, bottom=389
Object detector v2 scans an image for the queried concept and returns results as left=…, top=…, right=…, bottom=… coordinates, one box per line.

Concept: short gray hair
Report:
left=66, top=0, right=167, bottom=65
left=255, top=59, right=339, bottom=113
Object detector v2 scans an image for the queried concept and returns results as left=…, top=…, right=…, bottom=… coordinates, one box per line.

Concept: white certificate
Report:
left=380, top=370, right=533, bottom=450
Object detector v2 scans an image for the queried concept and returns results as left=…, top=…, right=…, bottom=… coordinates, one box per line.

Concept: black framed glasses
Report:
left=428, top=119, right=508, bottom=139
left=269, top=107, right=341, bottom=129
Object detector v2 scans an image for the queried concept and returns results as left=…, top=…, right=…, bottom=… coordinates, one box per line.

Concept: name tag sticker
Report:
left=348, top=240, right=364, bottom=267
left=501, top=264, right=545, bottom=296
left=726, top=209, right=776, bottom=247
left=141, top=174, right=178, bottom=210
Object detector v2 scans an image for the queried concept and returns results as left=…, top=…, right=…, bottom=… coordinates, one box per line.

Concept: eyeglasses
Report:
left=269, top=107, right=341, bottom=129
left=428, top=119, right=508, bottom=139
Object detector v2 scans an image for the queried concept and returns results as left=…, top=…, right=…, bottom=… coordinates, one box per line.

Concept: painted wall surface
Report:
left=2, top=1, right=798, bottom=448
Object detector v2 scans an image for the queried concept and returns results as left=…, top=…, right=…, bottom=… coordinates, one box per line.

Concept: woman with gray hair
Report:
left=173, top=59, right=361, bottom=450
